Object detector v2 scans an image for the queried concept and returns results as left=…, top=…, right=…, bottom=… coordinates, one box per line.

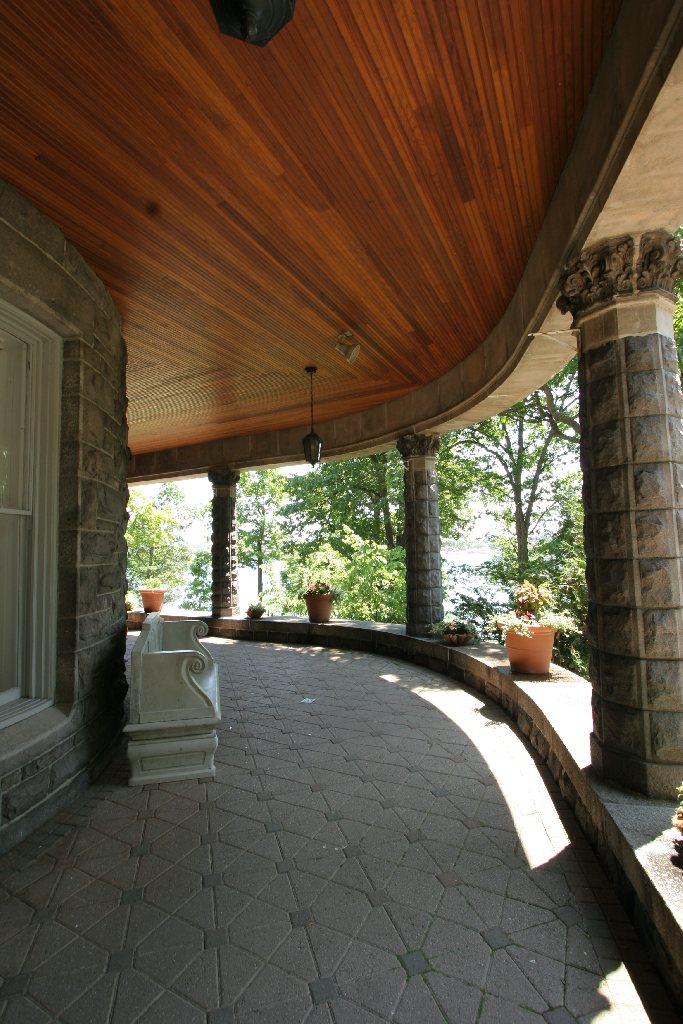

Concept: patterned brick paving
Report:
left=0, top=639, right=676, bottom=1023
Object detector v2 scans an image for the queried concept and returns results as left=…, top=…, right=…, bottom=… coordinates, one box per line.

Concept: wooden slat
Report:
left=0, top=0, right=621, bottom=454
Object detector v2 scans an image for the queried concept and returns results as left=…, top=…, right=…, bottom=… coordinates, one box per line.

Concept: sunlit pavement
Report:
left=0, top=638, right=677, bottom=1023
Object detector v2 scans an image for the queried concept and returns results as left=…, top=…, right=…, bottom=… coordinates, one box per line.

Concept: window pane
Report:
left=0, top=513, right=26, bottom=698
left=0, top=332, right=28, bottom=510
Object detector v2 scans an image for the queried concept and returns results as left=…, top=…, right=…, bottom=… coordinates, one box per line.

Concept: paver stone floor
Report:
left=0, top=639, right=677, bottom=1023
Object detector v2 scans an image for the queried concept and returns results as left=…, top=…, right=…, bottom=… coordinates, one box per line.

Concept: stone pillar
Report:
left=208, top=469, right=240, bottom=618
left=397, top=433, right=444, bottom=636
left=558, top=229, right=683, bottom=797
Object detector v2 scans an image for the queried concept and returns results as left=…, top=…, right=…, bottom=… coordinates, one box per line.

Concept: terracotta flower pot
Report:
left=504, top=624, right=555, bottom=674
left=304, top=592, right=333, bottom=623
left=139, top=588, right=165, bottom=613
left=442, top=633, right=471, bottom=645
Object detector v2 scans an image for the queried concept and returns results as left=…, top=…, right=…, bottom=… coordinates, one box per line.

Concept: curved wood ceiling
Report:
left=0, top=0, right=621, bottom=455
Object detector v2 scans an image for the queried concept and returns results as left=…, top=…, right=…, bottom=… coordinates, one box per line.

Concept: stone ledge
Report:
left=149, top=613, right=683, bottom=1002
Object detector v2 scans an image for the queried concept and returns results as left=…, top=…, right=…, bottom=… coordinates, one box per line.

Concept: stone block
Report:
left=646, top=661, right=683, bottom=711
left=642, top=607, right=683, bottom=659
left=650, top=711, right=683, bottom=762
left=1, top=769, right=52, bottom=822
left=632, top=463, right=673, bottom=510
left=587, top=374, right=621, bottom=423
left=591, top=466, right=630, bottom=511
left=626, top=371, right=666, bottom=417
left=599, top=699, right=647, bottom=758
left=597, top=606, right=639, bottom=657
left=590, top=421, right=626, bottom=467
left=593, top=512, right=633, bottom=558
left=635, top=509, right=678, bottom=557
left=51, top=744, right=89, bottom=791
left=630, top=416, right=670, bottom=463
left=668, top=418, right=683, bottom=462
left=63, top=243, right=111, bottom=311
left=594, top=651, right=641, bottom=707
left=0, top=181, right=66, bottom=261
left=595, top=559, right=635, bottom=606
left=672, top=464, right=683, bottom=506
left=638, top=558, right=681, bottom=607
left=583, top=339, right=617, bottom=382
left=624, top=335, right=662, bottom=373
left=665, top=369, right=683, bottom=407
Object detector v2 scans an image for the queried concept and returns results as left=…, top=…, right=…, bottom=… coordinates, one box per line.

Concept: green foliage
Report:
left=182, top=549, right=211, bottom=611
left=444, top=359, right=579, bottom=582
left=238, top=469, right=286, bottom=594
left=126, top=483, right=193, bottom=600
left=274, top=528, right=406, bottom=623
left=282, top=452, right=404, bottom=554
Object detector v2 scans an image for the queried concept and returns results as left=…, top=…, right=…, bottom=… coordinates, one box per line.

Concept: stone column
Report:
left=397, top=433, right=444, bottom=636
left=208, top=469, right=240, bottom=619
left=558, top=229, right=683, bottom=797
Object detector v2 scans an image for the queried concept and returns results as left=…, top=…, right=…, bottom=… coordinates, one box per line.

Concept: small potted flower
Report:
left=302, top=580, right=337, bottom=623
left=672, top=782, right=683, bottom=835
left=246, top=602, right=266, bottom=619
left=431, top=619, right=473, bottom=645
left=496, top=580, right=575, bottom=675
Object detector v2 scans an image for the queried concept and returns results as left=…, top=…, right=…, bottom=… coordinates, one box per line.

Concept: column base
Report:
left=590, top=733, right=683, bottom=798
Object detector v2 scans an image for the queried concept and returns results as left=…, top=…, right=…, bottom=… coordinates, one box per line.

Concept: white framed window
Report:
left=0, top=301, right=61, bottom=728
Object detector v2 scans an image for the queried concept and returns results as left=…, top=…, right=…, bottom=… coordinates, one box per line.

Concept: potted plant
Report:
left=302, top=580, right=337, bottom=623
left=431, top=619, right=474, bottom=645
left=246, top=602, right=266, bottom=619
left=672, top=782, right=683, bottom=835
left=139, top=580, right=166, bottom=613
left=496, top=580, right=575, bottom=675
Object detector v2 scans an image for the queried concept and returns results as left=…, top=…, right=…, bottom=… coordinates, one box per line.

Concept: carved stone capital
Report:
left=637, top=230, right=683, bottom=293
left=208, top=468, right=240, bottom=493
left=557, top=236, right=634, bottom=319
left=557, top=231, right=683, bottom=321
left=396, top=433, right=440, bottom=462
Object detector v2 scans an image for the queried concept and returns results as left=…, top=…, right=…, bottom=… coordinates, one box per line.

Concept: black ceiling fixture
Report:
left=302, top=366, right=323, bottom=467
left=210, top=0, right=295, bottom=46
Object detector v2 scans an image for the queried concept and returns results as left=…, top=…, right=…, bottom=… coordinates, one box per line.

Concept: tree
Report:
left=282, top=452, right=404, bottom=555
left=275, top=528, right=407, bottom=623
left=126, top=483, right=193, bottom=600
left=445, top=363, right=579, bottom=582
left=237, top=469, right=286, bottom=595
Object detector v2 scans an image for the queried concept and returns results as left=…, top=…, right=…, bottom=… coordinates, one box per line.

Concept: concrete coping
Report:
left=129, top=612, right=683, bottom=999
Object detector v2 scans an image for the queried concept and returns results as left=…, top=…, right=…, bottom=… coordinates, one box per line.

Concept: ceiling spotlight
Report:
left=335, top=331, right=361, bottom=364
left=302, top=366, right=323, bottom=466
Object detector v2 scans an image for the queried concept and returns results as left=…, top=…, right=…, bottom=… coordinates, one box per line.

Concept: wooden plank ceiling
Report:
left=0, top=0, right=621, bottom=455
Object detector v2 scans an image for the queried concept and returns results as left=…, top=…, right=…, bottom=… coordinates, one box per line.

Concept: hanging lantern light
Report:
left=302, top=366, right=323, bottom=466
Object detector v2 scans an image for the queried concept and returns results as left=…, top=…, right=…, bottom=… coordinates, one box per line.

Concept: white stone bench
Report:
left=125, top=614, right=221, bottom=785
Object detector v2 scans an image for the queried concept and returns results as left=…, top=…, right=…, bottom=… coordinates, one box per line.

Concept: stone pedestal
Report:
left=209, top=469, right=240, bottom=619
left=559, top=230, right=683, bottom=797
left=397, top=434, right=444, bottom=636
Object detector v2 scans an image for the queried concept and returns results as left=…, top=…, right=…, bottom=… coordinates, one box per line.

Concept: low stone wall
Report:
left=193, top=615, right=683, bottom=1003
left=0, top=181, right=128, bottom=853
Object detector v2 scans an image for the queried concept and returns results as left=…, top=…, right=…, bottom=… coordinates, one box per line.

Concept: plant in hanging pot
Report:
left=430, top=619, right=474, bottom=645
left=496, top=580, right=575, bottom=675
left=302, top=580, right=338, bottom=623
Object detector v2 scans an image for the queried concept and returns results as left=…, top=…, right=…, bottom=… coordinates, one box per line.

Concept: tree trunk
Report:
left=371, top=453, right=395, bottom=549
left=257, top=536, right=263, bottom=596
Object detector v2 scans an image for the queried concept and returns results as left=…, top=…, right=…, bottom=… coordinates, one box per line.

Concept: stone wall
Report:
left=0, top=181, right=128, bottom=853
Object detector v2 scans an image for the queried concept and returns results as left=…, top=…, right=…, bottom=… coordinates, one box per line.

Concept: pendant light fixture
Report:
left=302, top=366, right=323, bottom=466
